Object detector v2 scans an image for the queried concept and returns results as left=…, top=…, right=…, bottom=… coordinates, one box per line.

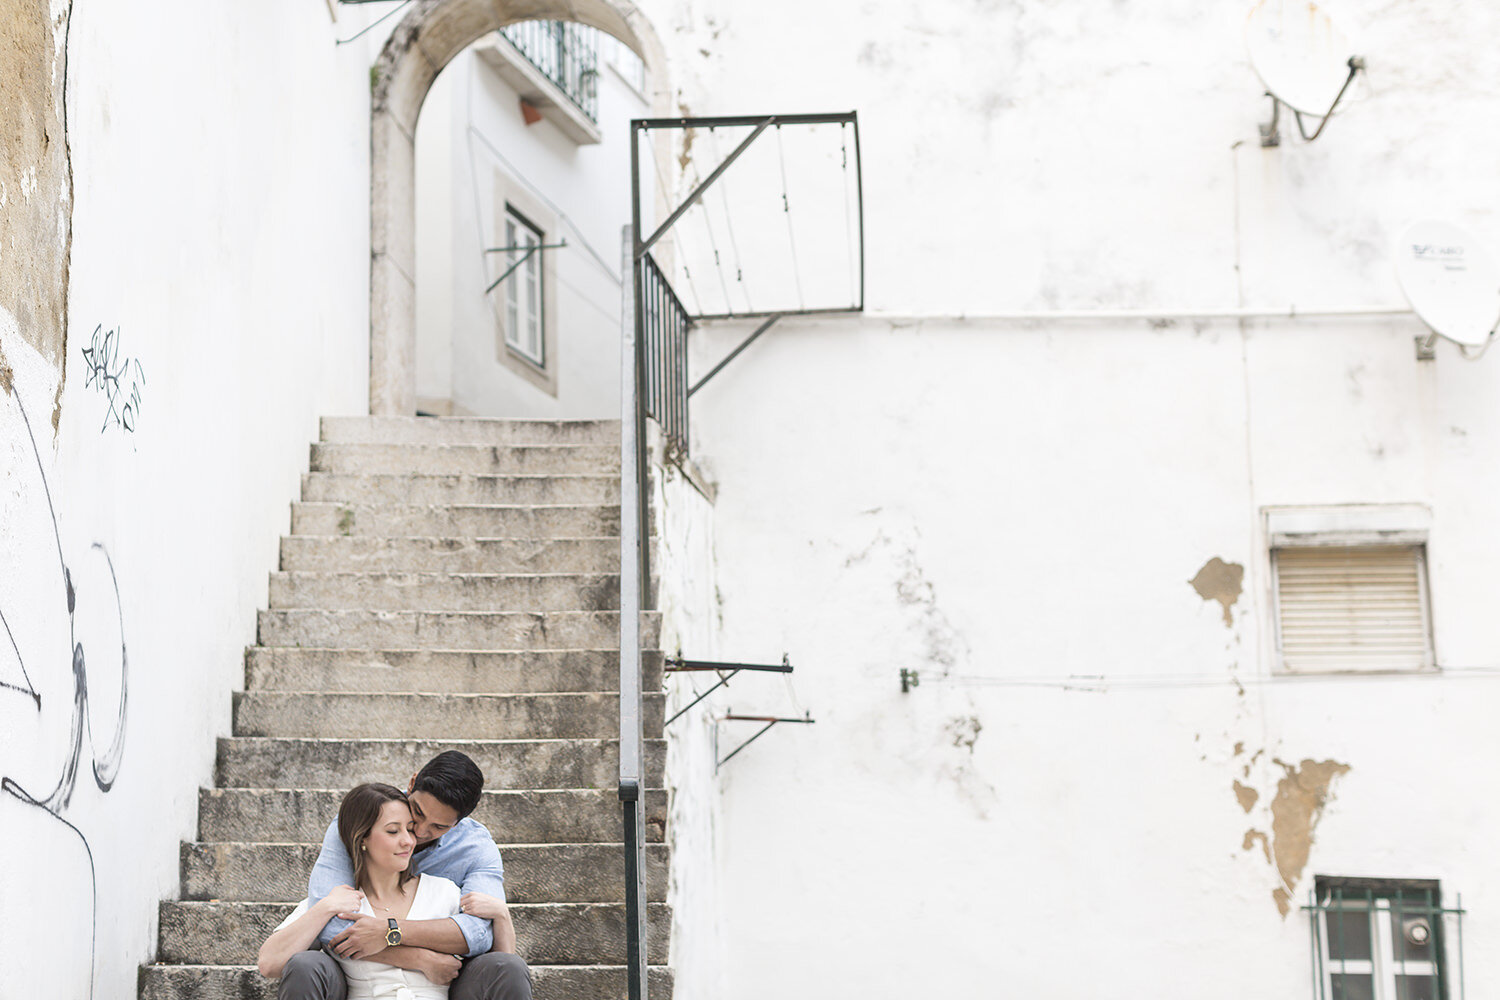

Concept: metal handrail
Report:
left=639, top=253, right=691, bottom=456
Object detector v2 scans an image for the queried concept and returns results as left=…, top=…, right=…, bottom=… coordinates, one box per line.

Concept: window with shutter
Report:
left=1264, top=505, right=1434, bottom=674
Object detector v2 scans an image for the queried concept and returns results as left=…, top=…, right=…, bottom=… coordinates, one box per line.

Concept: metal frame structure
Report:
left=619, top=111, right=863, bottom=1000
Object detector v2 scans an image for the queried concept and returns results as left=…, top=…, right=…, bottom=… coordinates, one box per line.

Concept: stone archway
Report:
left=368, top=0, right=670, bottom=415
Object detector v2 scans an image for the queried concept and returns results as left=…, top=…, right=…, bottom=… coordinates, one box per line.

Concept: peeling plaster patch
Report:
left=1233, top=741, right=1245, bottom=756
left=1268, top=758, right=1350, bottom=916
left=1242, top=829, right=1272, bottom=864
left=0, top=0, right=73, bottom=374
left=0, top=341, right=13, bottom=395
left=1189, top=557, right=1244, bottom=626
left=1233, top=780, right=1258, bottom=813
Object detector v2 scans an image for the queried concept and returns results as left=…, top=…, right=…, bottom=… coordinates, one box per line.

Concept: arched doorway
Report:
left=368, top=0, right=669, bottom=415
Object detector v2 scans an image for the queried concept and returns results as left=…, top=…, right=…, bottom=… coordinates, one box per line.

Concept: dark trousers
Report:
left=278, top=949, right=532, bottom=1000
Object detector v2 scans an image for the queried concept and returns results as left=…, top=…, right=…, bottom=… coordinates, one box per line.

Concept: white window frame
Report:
left=491, top=170, right=559, bottom=397
left=502, top=206, right=545, bottom=368
left=1264, top=505, right=1435, bottom=674
left=1313, top=882, right=1449, bottom=1000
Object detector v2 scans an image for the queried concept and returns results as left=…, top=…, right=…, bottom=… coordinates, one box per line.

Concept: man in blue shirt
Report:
left=277, top=751, right=531, bottom=1000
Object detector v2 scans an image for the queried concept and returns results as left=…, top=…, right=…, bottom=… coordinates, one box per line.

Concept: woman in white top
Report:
left=258, top=782, right=467, bottom=999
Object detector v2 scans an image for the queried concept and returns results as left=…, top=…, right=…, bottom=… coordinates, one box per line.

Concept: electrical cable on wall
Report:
left=774, top=124, right=806, bottom=309
left=704, top=126, right=754, bottom=313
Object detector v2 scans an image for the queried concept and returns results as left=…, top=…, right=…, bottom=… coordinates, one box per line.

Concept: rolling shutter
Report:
left=1274, top=545, right=1431, bottom=672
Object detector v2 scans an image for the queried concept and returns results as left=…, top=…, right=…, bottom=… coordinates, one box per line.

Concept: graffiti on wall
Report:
left=0, top=387, right=129, bottom=1000
left=80, top=324, right=146, bottom=435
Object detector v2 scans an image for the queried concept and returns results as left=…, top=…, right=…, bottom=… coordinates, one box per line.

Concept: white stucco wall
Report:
left=414, top=38, right=647, bottom=418
left=0, top=2, right=383, bottom=996
left=633, top=0, right=1500, bottom=996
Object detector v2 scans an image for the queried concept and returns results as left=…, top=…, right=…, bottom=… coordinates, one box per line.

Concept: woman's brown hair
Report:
left=338, top=783, right=417, bottom=892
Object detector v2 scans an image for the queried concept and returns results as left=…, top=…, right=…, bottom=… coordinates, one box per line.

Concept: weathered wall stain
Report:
left=1267, top=757, right=1349, bottom=916
left=1233, top=779, right=1258, bottom=812
left=1242, top=829, right=1271, bottom=864
left=0, top=0, right=74, bottom=376
left=1189, top=557, right=1244, bottom=626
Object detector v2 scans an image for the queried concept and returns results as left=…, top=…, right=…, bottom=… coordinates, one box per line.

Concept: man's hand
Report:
left=412, top=949, right=462, bottom=985
left=330, top=911, right=393, bottom=960
left=459, top=892, right=510, bottom=921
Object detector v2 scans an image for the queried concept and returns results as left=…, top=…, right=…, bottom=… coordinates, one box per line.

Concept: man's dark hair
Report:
left=412, top=750, right=485, bottom=819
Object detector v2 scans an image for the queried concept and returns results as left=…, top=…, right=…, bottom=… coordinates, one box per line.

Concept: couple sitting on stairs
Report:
left=257, top=751, right=531, bottom=1000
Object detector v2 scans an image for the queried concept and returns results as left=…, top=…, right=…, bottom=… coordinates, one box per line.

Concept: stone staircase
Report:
left=139, top=417, right=672, bottom=999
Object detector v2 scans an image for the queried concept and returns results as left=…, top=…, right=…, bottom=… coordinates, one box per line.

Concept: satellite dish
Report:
left=1394, top=220, right=1500, bottom=349
left=1245, top=0, right=1357, bottom=116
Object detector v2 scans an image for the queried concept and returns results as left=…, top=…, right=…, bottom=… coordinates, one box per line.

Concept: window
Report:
left=1308, top=877, right=1462, bottom=1000
left=502, top=206, right=545, bottom=367
left=1266, top=506, right=1434, bottom=673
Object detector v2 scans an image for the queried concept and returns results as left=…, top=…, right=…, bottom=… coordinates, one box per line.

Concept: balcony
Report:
left=477, top=20, right=601, bottom=145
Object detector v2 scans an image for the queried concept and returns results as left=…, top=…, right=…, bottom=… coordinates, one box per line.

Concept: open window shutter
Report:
left=1275, top=545, right=1431, bottom=672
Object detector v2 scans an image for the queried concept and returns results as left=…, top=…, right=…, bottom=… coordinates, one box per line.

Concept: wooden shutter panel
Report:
left=1274, top=545, right=1431, bottom=672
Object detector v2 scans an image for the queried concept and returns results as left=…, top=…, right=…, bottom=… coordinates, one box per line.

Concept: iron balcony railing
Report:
left=499, top=20, right=599, bottom=122
left=639, top=253, right=691, bottom=456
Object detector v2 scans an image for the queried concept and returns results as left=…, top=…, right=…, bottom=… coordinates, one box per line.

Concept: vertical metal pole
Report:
left=851, top=113, right=865, bottom=312
left=620, top=124, right=648, bottom=1000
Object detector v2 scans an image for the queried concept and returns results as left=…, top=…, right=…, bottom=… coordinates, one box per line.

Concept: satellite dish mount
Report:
left=1259, top=55, right=1364, bottom=147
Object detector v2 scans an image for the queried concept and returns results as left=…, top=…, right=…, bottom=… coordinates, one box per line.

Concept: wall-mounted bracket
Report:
left=716, top=712, right=815, bottom=769
left=483, top=240, right=568, bottom=294
left=900, top=668, right=920, bottom=693
left=1259, top=57, right=1365, bottom=147
left=1415, top=332, right=1439, bottom=361
left=663, top=654, right=793, bottom=726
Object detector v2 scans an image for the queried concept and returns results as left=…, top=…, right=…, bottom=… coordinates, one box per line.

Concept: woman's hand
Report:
left=412, top=949, right=462, bottom=985
left=318, top=885, right=364, bottom=917
left=461, top=892, right=517, bottom=953
left=458, top=892, right=509, bottom=921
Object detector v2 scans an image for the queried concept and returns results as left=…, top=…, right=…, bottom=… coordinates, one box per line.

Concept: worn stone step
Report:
left=320, top=417, right=620, bottom=446
left=290, top=502, right=622, bottom=539
left=279, top=536, right=620, bottom=574
left=233, top=692, right=664, bottom=740
left=181, top=842, right=671, bottom=904
left=268, top=572, right=621, bottom=612
left=256, top=609, right=657, bottom=650
left=244, top=648, right=665, bottom=694
left=199, top=788, right=668, bottom=844
left=158, top=900, right=671, bottom=966
left=310, top=443, right=618, bottom=476
left=301, top=473, right=620, bottom=505
left=216, top=737, right=666, bottom=790
left=139, top=963, right=672, bottom=1000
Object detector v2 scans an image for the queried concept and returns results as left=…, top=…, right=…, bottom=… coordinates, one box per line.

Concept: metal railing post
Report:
left=619, top=218, right=648, bottom=1000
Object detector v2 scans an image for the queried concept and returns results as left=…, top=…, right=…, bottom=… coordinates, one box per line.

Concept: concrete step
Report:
left=139, top=964, right=672, bottom=1000
left=279, top=536, right=620, bottom=574
left=233, top=692, right=665, bottom=740
left=199, top=788, right=668, bottom=844
left=256, top=609, right=657, bottom=650
left=320, top=417, right=621, bottom=446
left=216, top=737, right=666, bottom=790
left=267, top=572, right=621, bottom=612
left=290, top=502, right=621, bottom=539
left=301, top=473, right=620, bottom=505
left=244, top=648, right=665, bottom=694
left=181, top=842, right=671, bottom=904
left=309, top=443, right=618, bottom=476
left=158, top=900, right=671, bottom=966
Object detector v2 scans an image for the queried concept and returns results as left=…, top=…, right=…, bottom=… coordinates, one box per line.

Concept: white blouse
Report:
left=277, top=874, right=463, bottom=1000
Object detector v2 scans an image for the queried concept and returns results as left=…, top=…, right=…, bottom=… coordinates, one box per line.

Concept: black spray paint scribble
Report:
left=81, top=324, right=146, bottom=435
left=0, top=391, right=129, bottom=1000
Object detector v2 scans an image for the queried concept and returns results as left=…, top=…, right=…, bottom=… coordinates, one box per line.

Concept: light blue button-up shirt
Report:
left=307, top=816, right=506, bottom=956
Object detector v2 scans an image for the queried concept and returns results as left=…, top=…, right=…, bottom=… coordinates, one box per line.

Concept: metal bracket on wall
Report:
left=716, top=712, right=816, bottom=770
left=688, top=314, right=783, bottom=397
left=483, top=241, right=568, bottom=294
left=1258, top=56, right=1365, bottom=147
left=663, top=654, right=793, bottom=726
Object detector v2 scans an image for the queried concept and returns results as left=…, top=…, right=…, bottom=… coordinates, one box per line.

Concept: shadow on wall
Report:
left=0, top=386, right=129, bottom=1000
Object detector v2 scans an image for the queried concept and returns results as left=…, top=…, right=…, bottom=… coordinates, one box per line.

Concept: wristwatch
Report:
left=385, top=918, right=402, bottom=947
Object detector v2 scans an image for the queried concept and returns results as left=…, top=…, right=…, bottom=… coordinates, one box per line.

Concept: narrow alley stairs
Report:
left=138, top=416, right=671, bottom=1000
